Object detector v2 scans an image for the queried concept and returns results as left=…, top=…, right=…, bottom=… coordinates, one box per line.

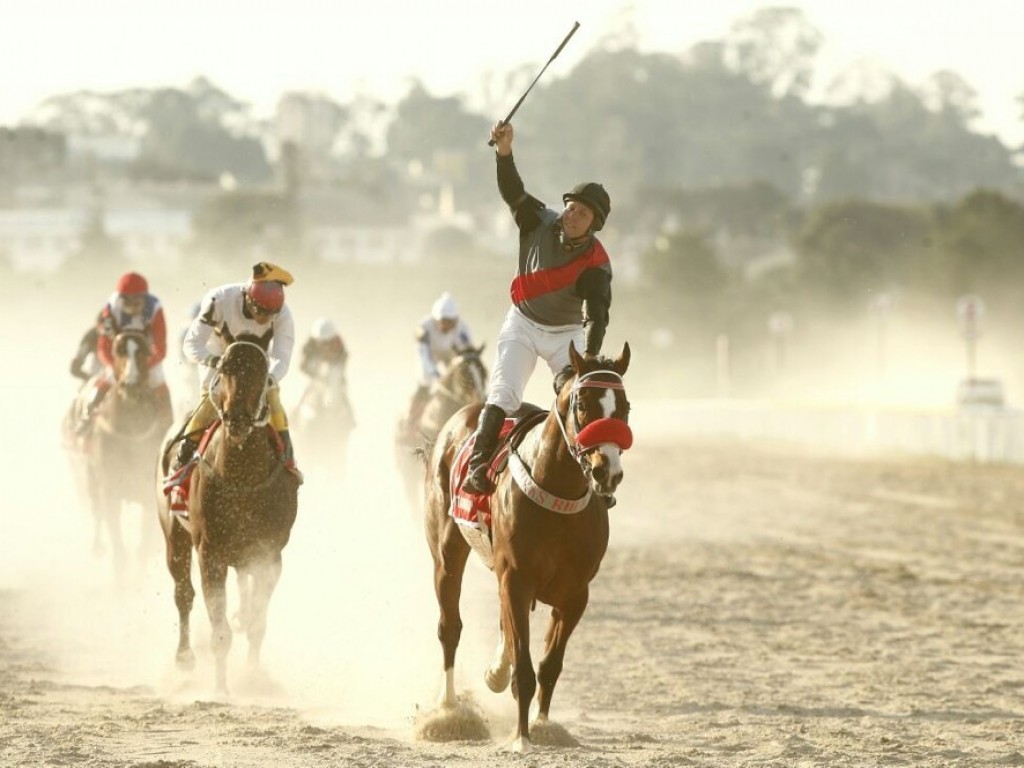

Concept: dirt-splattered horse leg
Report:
left=238, top=557, right=282, bottom=668
left=163, top=518, right=196, bottom=669
left=199, top=552, right=232, bottom=693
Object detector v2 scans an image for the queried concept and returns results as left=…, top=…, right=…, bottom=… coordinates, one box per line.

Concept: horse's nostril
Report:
left=592, top=465, right=607, bottom=483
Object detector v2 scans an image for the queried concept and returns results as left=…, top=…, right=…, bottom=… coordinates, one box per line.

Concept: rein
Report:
left=210, top=341, right=271, bottom=428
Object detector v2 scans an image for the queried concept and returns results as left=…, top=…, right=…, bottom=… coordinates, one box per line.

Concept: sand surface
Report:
left=4, top=433, right=1024, bottom=767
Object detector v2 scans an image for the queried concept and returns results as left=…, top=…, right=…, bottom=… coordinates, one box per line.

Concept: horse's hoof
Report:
left=484, top=665, right=510, bottom=693
left=511, top=736, right=532, bottom=754
left=175, top=649, right=196, bottom=671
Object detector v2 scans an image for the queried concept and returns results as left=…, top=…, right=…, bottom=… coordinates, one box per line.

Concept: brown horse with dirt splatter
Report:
left=156, top=340, right=298, bottom=692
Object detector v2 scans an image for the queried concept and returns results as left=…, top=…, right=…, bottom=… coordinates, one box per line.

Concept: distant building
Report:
left=0, top=206, right=192, bottom=273
left=301, top=188, right=417, bottom=265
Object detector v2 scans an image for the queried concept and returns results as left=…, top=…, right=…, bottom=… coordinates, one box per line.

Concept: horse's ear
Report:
left=613, top=342, right=631, bottom=377
left=568, top=340, right=585, bottom=372
left=476, top=342, right=486, bottom=356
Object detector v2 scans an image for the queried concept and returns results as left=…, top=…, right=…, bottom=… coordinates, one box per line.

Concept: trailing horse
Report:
left=396, top=344, right=488, bottom=509
left=294, top=358, right=355, bottom=478
left=421, top=341, right=632, bottom=752
left=64, top=329, right=170, bottom=578
left=156, top=340, right=299, bottom=692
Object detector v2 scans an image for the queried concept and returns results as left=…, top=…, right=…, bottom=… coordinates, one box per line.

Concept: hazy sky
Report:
left=2, top=0, right=1022, bottom=145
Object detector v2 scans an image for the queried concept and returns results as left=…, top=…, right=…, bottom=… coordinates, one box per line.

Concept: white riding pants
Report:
left=486, top=306, right=584, bottom=414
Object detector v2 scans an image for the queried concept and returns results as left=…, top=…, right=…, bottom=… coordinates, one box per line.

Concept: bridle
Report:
left=210, top=340, right=271, bottom=431
left=553, top=369, right=633, bottom=477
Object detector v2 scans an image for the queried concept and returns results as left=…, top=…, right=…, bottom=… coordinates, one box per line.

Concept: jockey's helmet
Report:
left=431, top=292, right=459, bottom=322
left=116, top=272, right=149, bottom=296
left=562, top=182, right=611, bottom=231
left=247, top=280, right=285, bottom=314
left=311, top=318, right=337, bottom=342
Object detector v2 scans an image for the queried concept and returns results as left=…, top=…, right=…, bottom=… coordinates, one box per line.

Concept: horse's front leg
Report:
left=500, top=569, right=536, bottom=753
left=165, top=519, right=196, bottom=669
left=233, top=568, right=252, bottom=632
left=484, top=627, right=511, bottom=693
left=536, top=588, right=589, bottom=724
left=198, top=549, right=232, bottom=693
left=431, top=521, right=470, bottom=708
left=244, top=555, right=282, bottom=668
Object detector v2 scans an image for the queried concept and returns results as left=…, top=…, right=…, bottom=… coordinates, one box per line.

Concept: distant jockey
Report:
left=76, top=272, right=172, bottom=436
left=300, top=317, right=349, bottom=377
left=400, top=292, right=474, bottom=442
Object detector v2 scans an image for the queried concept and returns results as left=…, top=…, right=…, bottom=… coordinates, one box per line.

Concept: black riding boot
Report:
left=463, top=404, right=507, bottom=495
left=171, top=436, right=198, bottom=473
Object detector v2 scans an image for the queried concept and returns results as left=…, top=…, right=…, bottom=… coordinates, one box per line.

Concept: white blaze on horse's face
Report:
left=122, top=337, right=141, bottom=386
left=578, top=379, right=626, bottom=497
left=591, top=395, right=624, bottom=495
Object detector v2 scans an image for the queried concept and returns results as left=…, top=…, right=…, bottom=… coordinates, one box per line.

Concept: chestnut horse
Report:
left=423, top=341, right=632, bottom=752
left=65, top=329, right=170, bottom=577
left=156, top=340, right=299, bottom=692
left=396, top=344, right=488, bottom=507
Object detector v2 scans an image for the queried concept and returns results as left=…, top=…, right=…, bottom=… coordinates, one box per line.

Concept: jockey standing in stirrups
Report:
left=164, top=262, right=302, bottom=513
left=77, top=272, right=173, bottom=436
left=462, top=121, right=614, bottom=498
left=400, top=292, right=475, bottom=442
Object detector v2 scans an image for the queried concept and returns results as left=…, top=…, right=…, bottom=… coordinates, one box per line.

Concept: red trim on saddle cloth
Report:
left=449, top=419, right=517, bottom=529
left=576, top=417, right=633, bottom=451
left=509, top=240, right=609, bottom=305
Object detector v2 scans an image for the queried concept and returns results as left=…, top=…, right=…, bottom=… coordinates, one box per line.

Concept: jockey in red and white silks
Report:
left=98, top=272, right=169, bottom=388
left=76, top=272, right=173, bottom=436
left=463, top=121, right=614, bottom=495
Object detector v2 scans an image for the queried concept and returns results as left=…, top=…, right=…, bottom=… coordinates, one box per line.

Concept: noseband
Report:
left=554, top=370, right=633, bottom=475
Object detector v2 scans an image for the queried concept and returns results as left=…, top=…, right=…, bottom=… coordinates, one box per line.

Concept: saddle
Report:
left=162, top=421, right=286, bottom=513
left=449, top=406, right=547, bottom=530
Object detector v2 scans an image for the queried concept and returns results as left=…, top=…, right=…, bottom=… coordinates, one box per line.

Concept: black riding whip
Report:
left=487, top=21, right=581, bottom=146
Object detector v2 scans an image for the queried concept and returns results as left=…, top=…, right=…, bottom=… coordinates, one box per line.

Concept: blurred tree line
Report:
left=11, top=6, right=1024, bottom=397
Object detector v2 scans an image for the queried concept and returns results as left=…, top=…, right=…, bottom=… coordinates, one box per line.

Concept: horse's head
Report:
left=112, top=330, right=150, bottom=395
left=442, top=343, right=489, bottom=406
left=556, top=341, right=632, bottom=499
left=215, top=340, right=270, bottom=445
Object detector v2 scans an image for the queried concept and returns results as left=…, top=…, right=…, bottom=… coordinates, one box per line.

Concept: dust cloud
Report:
left=0, top=255, right=587, bottom=732
left=1, top=252, right=1020, bottom=735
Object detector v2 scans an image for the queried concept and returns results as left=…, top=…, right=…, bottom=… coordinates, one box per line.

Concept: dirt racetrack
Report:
left=4, top=432, right=1024, bottom=767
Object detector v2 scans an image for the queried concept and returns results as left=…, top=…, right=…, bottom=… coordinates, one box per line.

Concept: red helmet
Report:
left=115, top=272, right=149, bottom=296
left=247, top=280, right=285, bottom=313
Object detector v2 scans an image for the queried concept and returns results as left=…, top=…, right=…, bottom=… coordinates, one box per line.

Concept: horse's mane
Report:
left=220, top=340, right=268, bottom=377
